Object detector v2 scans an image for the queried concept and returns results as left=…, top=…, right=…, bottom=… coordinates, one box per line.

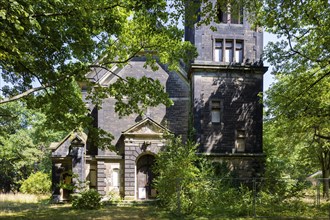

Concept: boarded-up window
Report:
left=211, top=101, right=221, bottom=123
left=90, top=169, right=97, bottom=187
left=112, top=168, right=120, bottom=187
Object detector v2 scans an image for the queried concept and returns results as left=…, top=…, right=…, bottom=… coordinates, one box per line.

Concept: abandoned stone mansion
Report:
left=50, top=1, right=268, bottom=201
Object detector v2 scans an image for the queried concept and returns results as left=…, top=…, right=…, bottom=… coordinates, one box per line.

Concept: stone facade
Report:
left=187, top=0, right=267, bottom=178
left=50, top=1, right=267, bottom=201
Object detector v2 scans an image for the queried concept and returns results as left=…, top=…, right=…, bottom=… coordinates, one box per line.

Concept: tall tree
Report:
left=0, top=0, right=197, bottom=147
left=0, top=101, right=65, bottom=192
left=249, top=0, right=330, bottom=196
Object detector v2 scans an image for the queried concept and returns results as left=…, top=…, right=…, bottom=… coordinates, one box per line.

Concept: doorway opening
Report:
left=136, top=154, right=156, bottom=199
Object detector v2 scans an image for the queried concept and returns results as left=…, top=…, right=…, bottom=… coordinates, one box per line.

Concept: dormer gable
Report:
left=50, top=131, right=87, bottom=157
left=122, top=117, right=169, bottom=139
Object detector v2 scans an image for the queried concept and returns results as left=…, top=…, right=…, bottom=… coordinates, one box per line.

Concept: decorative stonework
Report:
left=122, top=118, right=166, bottom=199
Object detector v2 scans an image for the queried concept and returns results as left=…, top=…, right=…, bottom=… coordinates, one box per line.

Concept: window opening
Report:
left=225, top=41, right=233, bottom=62
left=235, top=130, right=246, bottom=152
left=235, top=41, right=243, bottom=63
left=211, top=101, right=221, bottom=123
left=214, top=40, right=223, bottom=62
left=217, top=1, right=243, bottom=24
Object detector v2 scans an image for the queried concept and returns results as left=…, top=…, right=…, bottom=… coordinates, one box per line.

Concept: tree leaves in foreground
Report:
left=0, top=101, right=65, bottom=192
left=0, top=0, right=197, bottom=148
left=252, top=0, right=330, bottom=197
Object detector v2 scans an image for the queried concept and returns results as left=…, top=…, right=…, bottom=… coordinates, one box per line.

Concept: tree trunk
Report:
left=322, top=168, right=329, bottom=198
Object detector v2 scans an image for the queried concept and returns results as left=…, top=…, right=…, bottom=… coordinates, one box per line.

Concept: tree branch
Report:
left=88, top=65, right=128, bottom=83
left=315, top=133, right=330, bottom=141
left=0, top=85, right=49, bottom=104
left=285, top=69, right=330, bottom=108
left=31, top=4, right=122, bottom=18
left=100, top=46, right=144, bottom=66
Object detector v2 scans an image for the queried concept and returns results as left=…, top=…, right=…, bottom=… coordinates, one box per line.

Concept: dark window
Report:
left=231, top=3, right=244, bottom=24
left=211, top=101, right=221, bottom=123
left=217, top=1, right=243, bottom=24
left=217, top=4, right=228, bottom=23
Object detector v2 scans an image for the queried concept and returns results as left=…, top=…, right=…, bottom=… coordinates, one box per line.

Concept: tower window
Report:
left=214, top=40, right=223, bottom=62
left=235, top=41, right=243, bottom=63
left=217, top=1, right=243, bottom=24
left=225, top=41, right=233, bottom=62
left=231, top=3, right=244, bottom=24
left=211, top=100, right=221, bottom=123
left=217, top=4, right=228, bottom=23
left=214, top=39, right=244, bottom=63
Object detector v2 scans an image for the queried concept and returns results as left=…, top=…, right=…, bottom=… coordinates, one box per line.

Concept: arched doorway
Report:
left=136, top=154, right=156, bottom=199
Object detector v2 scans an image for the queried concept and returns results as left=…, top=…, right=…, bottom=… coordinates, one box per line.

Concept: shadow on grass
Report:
left=0, top=201, right=184, bottom=220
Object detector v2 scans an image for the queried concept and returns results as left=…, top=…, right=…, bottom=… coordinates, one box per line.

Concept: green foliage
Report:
left=72, top=189, right=102, bottom=210
left=211, top=184, right=253, bottom=217
left=249, top=0, right=330, bottom=197
left=19, top=172, right=51, bottom=194
left=0, top=101, right=65, bottom=192
left=0, top=0, right=197, bottom=145
left=153, top=135, right=214, bottom=216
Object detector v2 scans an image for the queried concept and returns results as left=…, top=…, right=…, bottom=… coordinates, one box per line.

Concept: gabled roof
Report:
left=122, top=117, right=169, bottom=137
left=86, top=65, right=122, bottom=86
left=49, top=131, right=87, bottom=151
left=85, top=57, right=189, bottom=87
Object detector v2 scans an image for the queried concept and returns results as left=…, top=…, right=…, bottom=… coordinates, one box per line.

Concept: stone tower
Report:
left=186, top=0, right=268, bottom=178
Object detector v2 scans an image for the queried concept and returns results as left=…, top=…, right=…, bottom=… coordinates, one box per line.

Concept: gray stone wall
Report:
left=123, top=141, right=164, bottom=199
left=192, top=67, right=264, bottom=154
left=185, top=0, right=264, bottom=65
left=97, top=161, right=106, bottom=195
left=97, top=59, right=190, bottom=155
left=211, top=154, right=265, bottom=179
left=193, top=24, right=263, bottom=64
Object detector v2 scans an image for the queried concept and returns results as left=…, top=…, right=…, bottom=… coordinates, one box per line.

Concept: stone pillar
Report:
left=97, top=161, right=106, bottom=195
left=124, top=157, right=136, bottom=199
left=70, top=143, right=85, bottom=192
left=124, top=143, right=137, bottom=200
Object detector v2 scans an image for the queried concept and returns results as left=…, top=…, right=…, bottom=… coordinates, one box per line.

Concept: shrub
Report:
left=20, top=171, right=51, bottom=194
left=154, top=135, right=214, bottom=216
left=72, top=189, right=102, bottom=209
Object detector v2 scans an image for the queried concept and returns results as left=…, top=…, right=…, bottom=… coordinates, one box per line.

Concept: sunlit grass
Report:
left=0, top=193, right=49, bottom=203
left=0, top=194, right=172, bottom=220
left=0, top=193, right=327, bottom=219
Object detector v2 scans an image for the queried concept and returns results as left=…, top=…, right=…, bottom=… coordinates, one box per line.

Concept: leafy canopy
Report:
left=0, top=0, right=197, bottom=148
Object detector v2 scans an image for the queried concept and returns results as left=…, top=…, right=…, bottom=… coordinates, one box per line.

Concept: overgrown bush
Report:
left=20, top=171, right=51, bottom=194
left=210, top=183, right=253, bottom=217
left=154, top=135, right=214, bottom=216
left=72, top=189, right=102, bottom=209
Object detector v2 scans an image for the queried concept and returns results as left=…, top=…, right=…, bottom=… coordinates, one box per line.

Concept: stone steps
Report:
left=104, top=199, right=159, bottom=207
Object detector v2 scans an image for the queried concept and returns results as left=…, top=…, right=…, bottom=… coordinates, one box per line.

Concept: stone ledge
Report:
left=198, top=153, right=265, bottom=158
left=95, top=155, right=123, bottom=160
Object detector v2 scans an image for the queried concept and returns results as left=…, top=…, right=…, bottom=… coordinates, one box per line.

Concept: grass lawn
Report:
left=3, top=193, right=327, bottom=219
left=0, top=194, right=163, bottom=220
left=0, top=194, right=253, bottom=220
